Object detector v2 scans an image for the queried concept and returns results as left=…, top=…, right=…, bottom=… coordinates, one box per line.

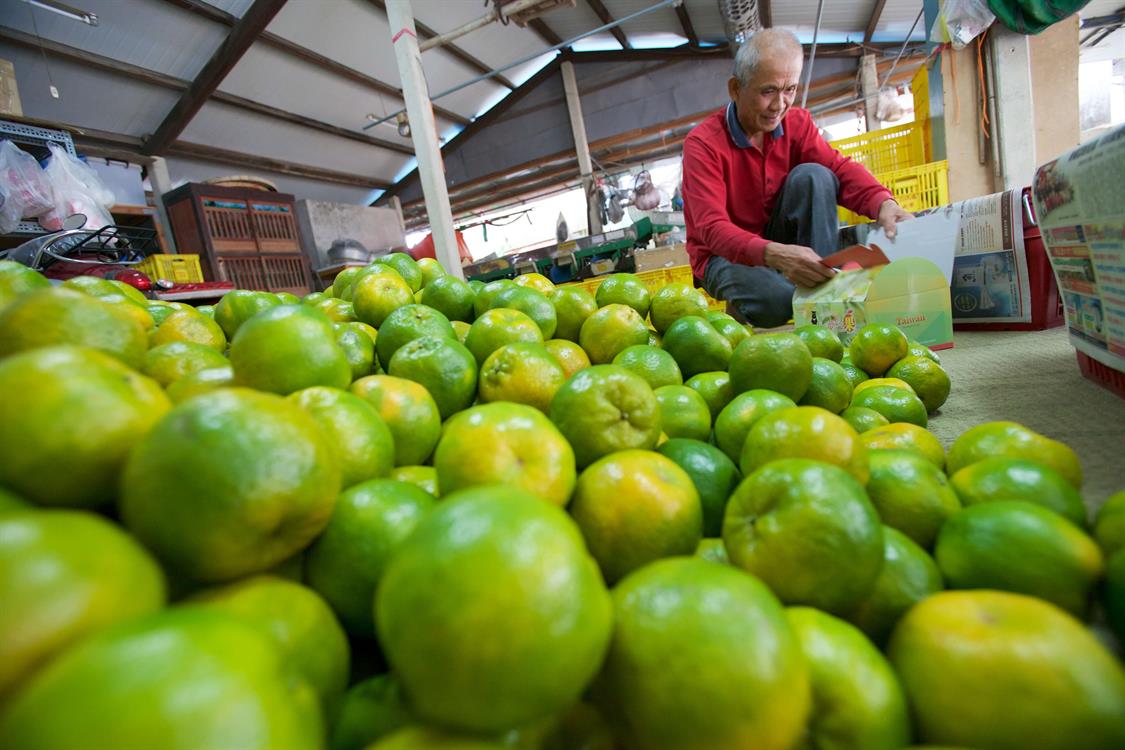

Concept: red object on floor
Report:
left=410, top=231, right=472, bottom=264
left=954, top=187, right=1064, bottom=332
left=1076, top=351, right=1125, bottom=399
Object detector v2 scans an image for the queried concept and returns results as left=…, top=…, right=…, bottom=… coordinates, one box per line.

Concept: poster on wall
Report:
left=1031, top=125, right=1125, bottom=372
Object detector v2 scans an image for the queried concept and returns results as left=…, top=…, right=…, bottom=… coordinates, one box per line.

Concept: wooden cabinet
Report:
left=163, top=183, right=312, bottom=295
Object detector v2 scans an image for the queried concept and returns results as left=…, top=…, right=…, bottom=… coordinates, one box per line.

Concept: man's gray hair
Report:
left=733, top=28, right=804, bottom=84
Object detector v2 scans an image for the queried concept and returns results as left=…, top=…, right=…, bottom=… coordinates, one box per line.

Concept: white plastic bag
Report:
left=632, top=170, right=661, bottom=211
left=938, top=0, right=995, bottom=50
left=0, top=183, right=18, bottom=234
left=0, top=139, right=55, bottom=221
left=38, top=189, right=113, bottom=232
left=40, top=143, right=115, bottom=231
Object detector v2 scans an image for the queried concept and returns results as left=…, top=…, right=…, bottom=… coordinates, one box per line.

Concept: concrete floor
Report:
left=928, top=327, right=1125, bottom=515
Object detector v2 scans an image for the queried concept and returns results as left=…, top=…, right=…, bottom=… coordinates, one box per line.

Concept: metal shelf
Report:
left=0, top=119, right=77, bottom=157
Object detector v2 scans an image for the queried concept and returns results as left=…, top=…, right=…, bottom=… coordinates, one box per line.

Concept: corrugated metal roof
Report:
left=201, top=0, right=256, bottom=18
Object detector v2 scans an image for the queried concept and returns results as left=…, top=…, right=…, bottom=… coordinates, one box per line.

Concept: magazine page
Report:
left=948, top=190, right=1031, bottom=324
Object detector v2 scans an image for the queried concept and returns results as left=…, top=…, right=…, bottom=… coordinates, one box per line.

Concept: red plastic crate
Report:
left=1076, top=351, right=1125, bottom=399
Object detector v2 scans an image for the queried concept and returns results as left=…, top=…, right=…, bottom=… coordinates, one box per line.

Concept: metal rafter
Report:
left=674, top=2, right=700, bottom=46
left=527, top=17, right=564, bottom=46
left=586, top=0, right=632, bottom=50
left=144, top=0, right=288, bottom=155
left=366, top=0, right=516, bottom=89
left=864, top=0, right=887, bottom=45
left=759, top=0, right=772, bottom=28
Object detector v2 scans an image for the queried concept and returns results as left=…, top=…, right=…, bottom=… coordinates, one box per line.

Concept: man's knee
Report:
left=787, top=163, right=838, bottom=195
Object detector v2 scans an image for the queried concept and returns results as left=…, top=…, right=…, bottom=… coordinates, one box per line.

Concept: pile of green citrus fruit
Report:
left=1, top=256, right=1123, bottom=750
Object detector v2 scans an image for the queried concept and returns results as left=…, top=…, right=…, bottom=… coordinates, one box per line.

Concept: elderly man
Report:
left=682, top=29, right=912, bottom=328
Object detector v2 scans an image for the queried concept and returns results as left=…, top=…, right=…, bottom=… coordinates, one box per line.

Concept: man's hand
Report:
left=763, top=242, right=836, bottom=288
left=877, top=199, right=913, bottom=239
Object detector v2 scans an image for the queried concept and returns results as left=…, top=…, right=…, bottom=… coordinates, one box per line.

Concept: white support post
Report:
left=386, top=0, right=463, bottom=278
left=989, top=26, right=1037, bottom=190
left=146, top=156, right=178, bottom=254
left=860, top=53, right=880, bottom=132
left=560, top=60, right=603, bottom=237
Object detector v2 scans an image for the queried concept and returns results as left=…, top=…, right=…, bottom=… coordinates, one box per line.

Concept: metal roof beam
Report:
left=864, top=0, right=887, bottom=45
left=759, top=0, right=772, bottom=28
left=586, top=0, right=632, bottom=50
left=675, top=2, right=700, bottom=47
left=527, top=17, right=564, bottom=46
left=145, top=0, right=287, bottom=155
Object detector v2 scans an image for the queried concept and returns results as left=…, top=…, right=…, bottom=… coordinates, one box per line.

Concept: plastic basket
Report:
left=839, top=160, right=949, bottom=225
left=137, top=254, right=204, bottom=284
left=1076, top=351, right=1125, bottom=399
left=831, top=121, right=926, bottom=174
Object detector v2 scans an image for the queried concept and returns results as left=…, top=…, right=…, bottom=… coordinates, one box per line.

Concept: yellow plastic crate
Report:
left=137, top=254, right=204, bottom=284
left=831, top=121, right=925, bottom=175
left=911, top=65, right=932, bottom=162
left=838, top=160, right=949, bottom=226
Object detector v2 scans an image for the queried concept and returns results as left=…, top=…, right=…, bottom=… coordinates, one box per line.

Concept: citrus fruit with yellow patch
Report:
left=450, top=319, right=470, bottom=344
left=143, top=340, right=230, bottom=388
left=0, top=346, right=169, bottom=508
left=275, top=291, right=300, bottom=305
left=380, top=252, right=424, bottom=292
left=866, top=450, right=961, bottom=549
left=352, top=272, right=415, bottom=329
left=714, top=389, right=797, bottom=463
left=62, top=274, right=119, bottom=297
left=840, top=405, right=890, bottom=434
left=351, top=375, right=442, bottom=467
left=593, top=558, right=809, bottom=750
left=723, top=458, right=884, bottom=613
left=189, top=575, right=349, bottom=714
left=288, top=386, right=394, bottom=488
left=888, top=590, right=1125, bottom=750
left=335, top=322, right=375, bottom=381
left=315, top=297, right=356, bottom=323
left=303, top=291, right=328, bottom=306
left=120, top=388, right=341, bottom=582
left=612, top=344, right=682, bottom=389
left=950, top=457, right=1086, bottom=528
left=388, top=465, right=437, bottom=497
left=375, top=487, right=612, bottom=733
left=594, top=273, right=650, bottom=318
left=794, top=324, right=844, bottom=362
left=840, top=361, right=869, bottom=389
left=845, top=526, right=943, bottom=646
left=304, top=479, right=434, bottom=638
left=707, top=311, right=751, bottom=349
left=435, top=403, right=576, bottom=505
left=786, top=607, right=911, bottom=749
left=906, top=339, right=941, bottom=363
left=848, top=323, right=909, bottom=376
left=660, top=314, right=734, bottom=378
left=695, top=537, right=730, bottom=564
left=149, top=308, right=226, bottom=351
left=886, top=355, right=951, bottom=413
left=165, top=365, right=234, bottom=403
left=512, top=272, right=555, bottom=295
left=578, top=303, right=649, bottom=364
left=653, top=384, right=712, bottom=441
left=375, top=304, right=455, bottom=370
left=549, top=364, right=662, bottom=467
left=416, top=257, right=445, bottom=287
left=0, top=287, right=147, bottom=368
left=551, top=286, right=598, bottom=342
left=0, top=260, right=49, bottom=308
left=741, top=406, right=869, bottom=484
left=860, top=422, right=945, bottom=468
left=0, top=607, right=323, bottom=749
left=657, top=438, right=741, bottom=537
left=851, top=384, right=928, bottom=427
left=0, top=510, right=165, bottom=700
left=490, top=286, right=557, bottom=339
left=144, top=301, right=176, bottom=326
left=108, top=279, right=148, bottom=305
left=478, top=342, right=566, bottom=413
left=544, top=338, right=590, bottom=379
left=330, top=674, right=414, bottom=750
left=649, top=282, right=709, bottom=334
left=387, top=336, right=477, bottom=420
left=946, top=421, right=1083, bottom=489
left=464, top=307, right=543, bottom=366
left=330, top=267, right=364, bottom=300
left=852, top=376, right=915, bottom=397
left=571, top=449, right=702, bottom=584
left=684, top=370, right=734, bottom=421
left=98, top=293, right=155, bottom=332
left=728, top=332, right=812, bottom=402
left=1095, top=491, right=1125, bottom=556
left=420, top=275, right=476, bottom=322
left=230, top=304, right=351, bottom=395
left=472, top=279, right=516, bottom=318
left=935, top=501, right=1103, bottom=615
left=214, top=289, right=281, bottom=339
left=194, top=303, right=216, bottom=318
left=799, top=357, right=853, bottom=413
left=647, top=328, right=661, bottom=346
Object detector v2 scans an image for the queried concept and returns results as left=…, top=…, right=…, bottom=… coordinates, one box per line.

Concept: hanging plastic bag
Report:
left=632, top=170, right=661, bottom=211
left=43, top=142, right=116, bottom=209
left=38, top=189, right=113, bottom=232
left=939, top=0, right=996, bottom=49
left=556, top=211, right=569, bottom=242
left=0, top=139, right=55, bottom=221
left=0, top=183, right=19, bottom=234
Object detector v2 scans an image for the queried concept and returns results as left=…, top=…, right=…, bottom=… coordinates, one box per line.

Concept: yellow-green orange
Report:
left=149, top=309, right=226, bottom=351
left=799, top=357, right=853, bottom=413
left=329, top=674, right=413, bottom=750
left=314, top=297, right=356, bottom=323
left=388, top=465, right=438, bottom=497
left=593, top=558, right=809, bottom=750
left=723, top=459, right=884, bottom=614
left=142, top=341, right=229, bottom=388
left=794, top=324, right=844, bottom=362
left=478, top=342, right=566, bottom=413
left=841, top=405, right=890, bottom=434
left=594, top=273, right=651, bottom=318
left=950, top=457, right=1086, bottom=528
left=120, top=388, right=341, bottom=582
left=214, top=289, right=281, bottom=339
left=465, top=307, right=543, bottom=366
left=714, top=389, right=796, bottom=463
left=416, top=257, right=445, bottom=287
left=860, top=422, right=945, bottom=469
left=684, top=371, right=734, bottom=421
left=851, top=385, right=928, bottom=427
left=0, top=260, right=49, bottom=308
left=946, top=421, right=1083, bottom=489
left=660, top=315, right=734, bottom=379
left=840, top=361, right=869, bottom=389
left=491, top=286, right=557, bottom=339
left=649, top=282, right=709, bottom=334
left=387, top=336, right=477, bottom=419
left=570, top=450, right=702, bottom=584
left=579, top=303, right=649, bottom=364
left=351, top=375, right=442, bottom=467
left=741, top=406, right=869, bottom=484
left=165, top=365, right=233, bottom=403
left=353, top=272, right=414, bottom=329
left=375, top=304, right=455, bottom=371
left=728, top=333, right=812, bottom=402
left=375, top=488, right=612, bottom=733
left=0, top=346, right=170, bottom=508
left=380, top=252, right=424, bottom=292
left=707, top=311, right=751, bottom=349
left=335, top=323, right=375, bottom=381
left=612, top=344, right=683, bottom=389
left=545, top=338, right=591, bottom=379
left=289, top=386, right=394, bottom=488
left=887, top=356, right=951, bottom=413
left=848, top=323, right=909, bottom=376
left=511, top=272, right=555, bottom=296
left=653, top=384, right=712, bottom=442
left=888, top=590, right=1125, bottom=750
left=550, top=286, right=598, bottom=342
left=420, top=275, right=475, bottom=322
left=1095, top=491, right=1125, bottom=556
left=230, top=304, right=351, bottom=395
left=865, top=450, right=961, bottom=549
left=657, top=438, right=741, bottom=537
left=473, top=279, right=516, bottom=319
left=549, top=365, right=662, bottom=467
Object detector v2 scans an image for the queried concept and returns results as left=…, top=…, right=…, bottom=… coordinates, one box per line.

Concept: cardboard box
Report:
left=634, top=243, right=689, bottom=272
left=0, top=59, right=22, bottom=117
left=793, top=246, right=954, bottom=350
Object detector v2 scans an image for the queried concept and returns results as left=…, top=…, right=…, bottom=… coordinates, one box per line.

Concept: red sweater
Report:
left=681, top=105, right=892, bottom=280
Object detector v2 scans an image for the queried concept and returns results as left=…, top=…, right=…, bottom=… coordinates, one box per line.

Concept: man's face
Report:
left=728, top=51, right=804, bottom=138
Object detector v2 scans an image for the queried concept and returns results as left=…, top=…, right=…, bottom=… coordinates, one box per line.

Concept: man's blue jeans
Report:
left=702, top=163, right=841, bottom=328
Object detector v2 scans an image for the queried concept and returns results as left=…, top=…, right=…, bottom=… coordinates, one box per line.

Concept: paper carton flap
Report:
left=868, top=257, right=948, bottom=300
left=820, top=244, right=890, bottom=269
